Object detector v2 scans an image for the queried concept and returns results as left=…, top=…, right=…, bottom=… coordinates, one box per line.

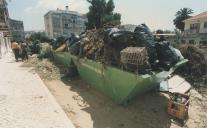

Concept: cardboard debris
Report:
left=160, top=75, right=191, bottom=94
left=168, top=75, right=191, bottom=94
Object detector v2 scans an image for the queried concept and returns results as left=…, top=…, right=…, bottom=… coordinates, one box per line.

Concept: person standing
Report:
left=21, top=42, right=28, bottom=61
left=11, top=40, right=20, bottom=62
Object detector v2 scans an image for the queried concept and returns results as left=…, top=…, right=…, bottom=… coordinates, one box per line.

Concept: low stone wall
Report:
left=0, top=36, right=11, bottom=58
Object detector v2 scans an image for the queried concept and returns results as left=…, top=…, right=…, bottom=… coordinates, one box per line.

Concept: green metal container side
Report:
left=77, top=59, right=155, bottom=104
left=53, top=52, right=188, bottom=104
left=53, top=52, right=72, bottom=66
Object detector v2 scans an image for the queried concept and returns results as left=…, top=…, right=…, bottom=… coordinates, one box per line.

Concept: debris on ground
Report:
left=176, top=45, right=207, bottom=88
left=72, top=95, right=89, bottom=108
left=22, top=56, right=65, bottom=80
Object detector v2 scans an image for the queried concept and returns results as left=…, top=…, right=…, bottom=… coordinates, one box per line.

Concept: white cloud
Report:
left=36, top=0, right=65, bottom=10
left=68, top=0, right=89, bottom=13
left=25, top=0, right=89, bottom=14
left=22, top=0, right=89, bottom=30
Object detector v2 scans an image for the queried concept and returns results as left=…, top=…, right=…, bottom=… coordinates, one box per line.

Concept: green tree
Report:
left=105, top=0, right=114, bottom=14
left=86, top=0, right=121, bottom=29
left=173, top=8, right=194, bottom=31
left=29, top=32, right=50, bottom=42
left=174, top=29, right=182, bottom=45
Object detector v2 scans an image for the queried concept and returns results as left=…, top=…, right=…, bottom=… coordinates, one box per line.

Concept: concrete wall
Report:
left=0, top=32, right=11, bottom=58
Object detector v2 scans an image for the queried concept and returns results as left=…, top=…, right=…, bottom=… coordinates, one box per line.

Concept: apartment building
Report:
left=9, top=18, right=25, bottom=41
left=44, top=6, right=87, bottom=39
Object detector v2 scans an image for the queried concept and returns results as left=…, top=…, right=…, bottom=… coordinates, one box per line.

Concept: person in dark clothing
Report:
left=13, top=49, right=20, bottom=61
left=21, top=43, right=28, bottom=61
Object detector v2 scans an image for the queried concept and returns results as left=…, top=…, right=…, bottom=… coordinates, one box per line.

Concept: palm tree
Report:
left=173, top=8, right=194, bottom=32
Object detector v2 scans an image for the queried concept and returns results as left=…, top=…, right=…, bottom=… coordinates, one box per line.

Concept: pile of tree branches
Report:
left=176, top=45, right=207, bottom=87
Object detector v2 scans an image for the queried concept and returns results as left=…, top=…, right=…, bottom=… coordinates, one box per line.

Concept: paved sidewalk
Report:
left=0, top=55, right=74, bottom=128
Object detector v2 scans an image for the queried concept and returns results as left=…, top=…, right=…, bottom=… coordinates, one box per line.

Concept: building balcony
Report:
left=199, top=28, right=207, bottom=34
left=185, top=28, right=207, bottom=35
left=184, top=29, right=199, bottom=35
left=0, top=25, right=9, bottom=31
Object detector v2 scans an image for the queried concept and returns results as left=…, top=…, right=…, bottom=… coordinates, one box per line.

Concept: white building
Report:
left=44, top=6, right=87, bottom=39
left=183, top=11, right=207, bottom=45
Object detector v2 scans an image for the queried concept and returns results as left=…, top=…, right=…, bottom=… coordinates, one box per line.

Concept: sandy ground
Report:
left=44, top=79, right=207, bottom=128
left=23, top=57, right=207, bottom=128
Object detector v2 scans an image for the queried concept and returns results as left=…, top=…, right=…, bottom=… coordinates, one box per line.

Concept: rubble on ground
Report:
left=176, top=45, right=207, bottom=88
left=22, top=56, right=65, bottom=80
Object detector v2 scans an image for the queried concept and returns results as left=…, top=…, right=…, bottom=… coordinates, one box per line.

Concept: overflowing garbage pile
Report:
left=176, top=45, right=207, bottom=87
left=52, top=24, right=184, bottom=74
left=69, top=29, right=105, bottom=60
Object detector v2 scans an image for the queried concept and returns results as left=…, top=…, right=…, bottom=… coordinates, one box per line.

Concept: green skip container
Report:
left=53, top=52, right=188, bottom=104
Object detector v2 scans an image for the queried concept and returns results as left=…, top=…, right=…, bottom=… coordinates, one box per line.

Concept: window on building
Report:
left=200, top=40, right=207, bottom=45
left=67, top=19, right=72, bottom=23
left=65, top=24, right=69, bottom=28
left=204, top=22, right=207, bottom=28
left=52, top=14, right=60, bottom=19
left=190, top=23, right=200, bottom=30
left=189, top=40, right=195, bottom=44
left=0, top=9, right=5, bottom=23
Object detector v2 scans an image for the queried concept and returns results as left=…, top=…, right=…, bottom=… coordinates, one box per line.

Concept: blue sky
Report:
left=7, top=0, right=207, bottom=31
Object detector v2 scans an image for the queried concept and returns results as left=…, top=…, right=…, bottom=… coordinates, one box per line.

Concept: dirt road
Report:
left=45, top=79, right=207, bottom=128
left=24, top=57, right=207, bottom=128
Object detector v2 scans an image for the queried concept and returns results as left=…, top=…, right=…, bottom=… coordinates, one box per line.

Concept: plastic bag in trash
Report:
left=68, top=33, right=80, bottom=47
left=155, top=41, right=180, bottom=68
left=134, top=24, right=157, bottom=63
